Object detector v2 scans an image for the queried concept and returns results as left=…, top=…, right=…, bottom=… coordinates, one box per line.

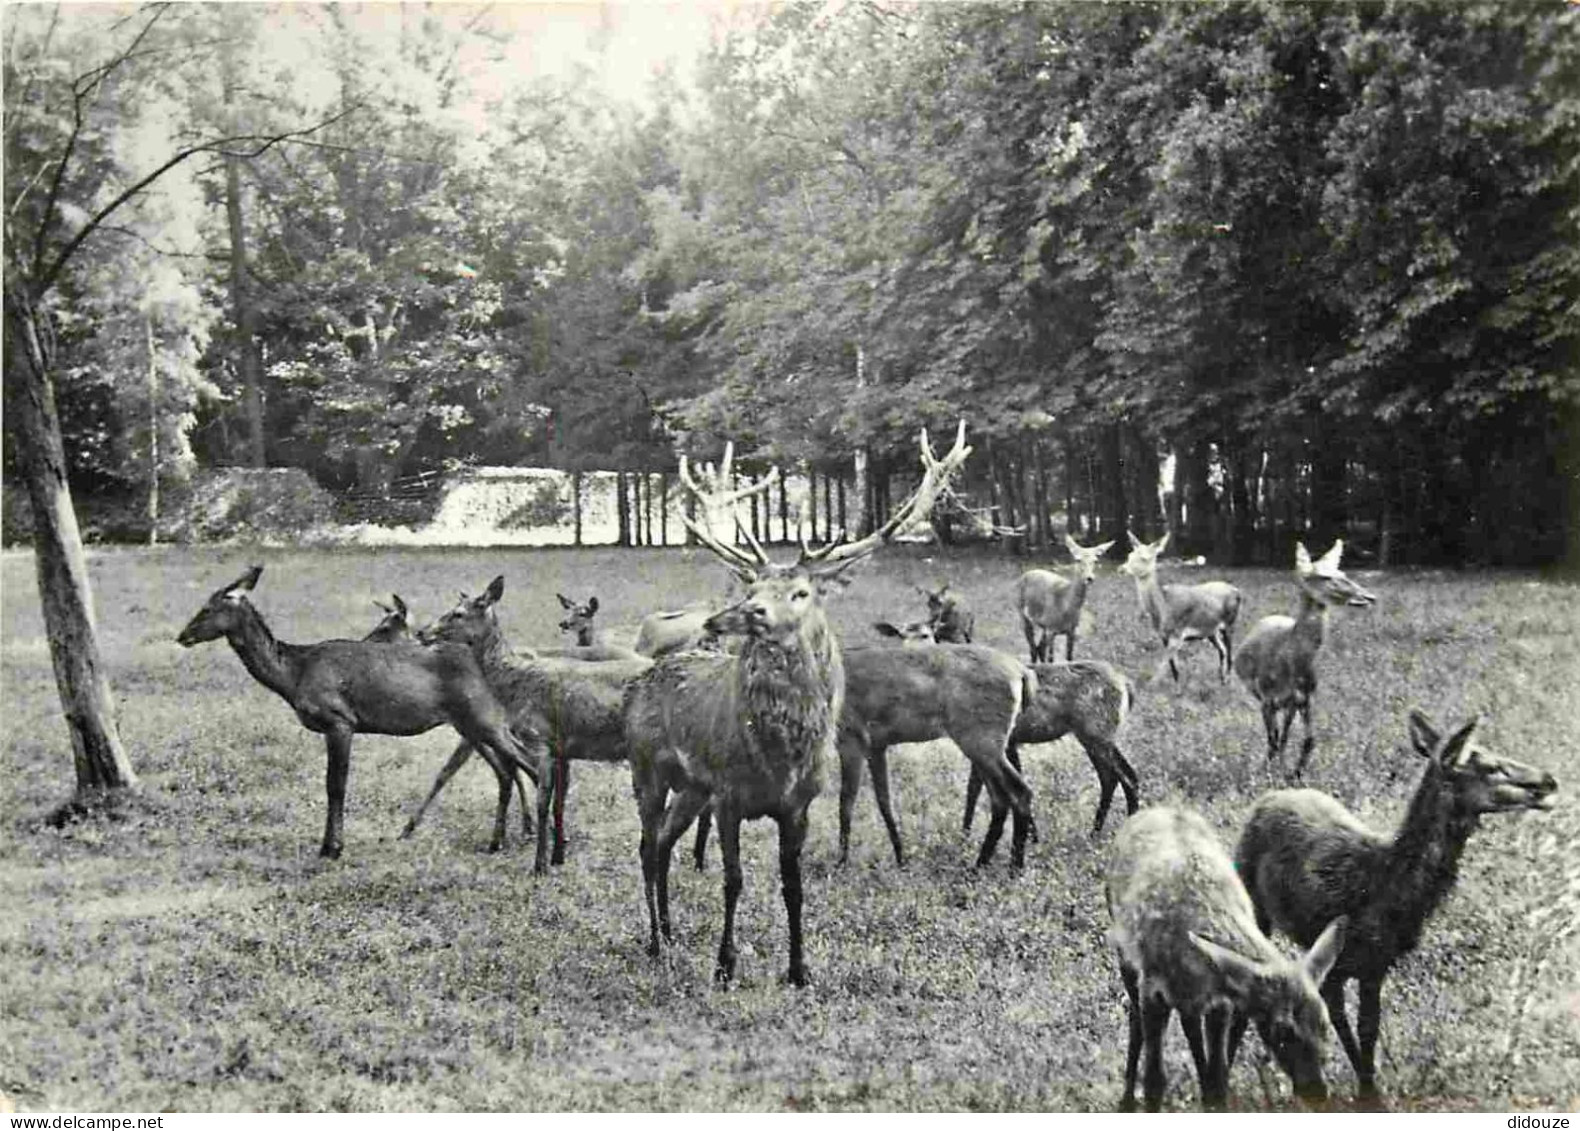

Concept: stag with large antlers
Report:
left=626, top=424, right=971, bottom=986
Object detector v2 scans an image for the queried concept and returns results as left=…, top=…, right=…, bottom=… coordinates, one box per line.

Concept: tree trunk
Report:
left=5, top=297, right=138, bottom=798
left=145, top=313, right=159, bottom=546
left=572, top=471, right=583, bottom=547
left=224, top=151, right=266, bottom=469
left=1100, top=424, right=1127, bottom=541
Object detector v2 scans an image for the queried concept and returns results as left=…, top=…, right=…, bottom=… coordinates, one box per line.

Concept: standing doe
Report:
left=1016, top=534, right=1115, bottom=662
left=1232, top=539, right=1374, bottom=777
left=1233, top=710, right=1557, bottom=1104
left=1106, top=806, right=1346, bottom=1111
left=627, top=425, right=970, bottom=986
left=176, top=566, right=535, bottom=859
left=1119, top=532, right=1241, bottom=683
left=964, top=659, right=1140, bottom=839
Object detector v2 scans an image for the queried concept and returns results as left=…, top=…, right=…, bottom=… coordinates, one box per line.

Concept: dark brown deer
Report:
left=1107, top=806, right=1346, bottom=1111
left=1232, top=710, right=1558, bottom=1104
left=413, top=577, right=651, bottom=873
left=965, top=658, right=1140, bottom=838
left=920, top=582, right=974, bottom=643
left=175, top=566, right=535, bottom=859
left=363, top=595, right=410, bottom=642
left=1232, top=539, right=1375, bottom=777
left=628, top=424, right=971, bottom=986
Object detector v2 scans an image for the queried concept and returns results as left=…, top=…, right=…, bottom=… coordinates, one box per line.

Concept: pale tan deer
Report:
left=176, top=566, right=536, bottom=859
left=1233, top=710, right=1557, bottom=1104
left=1232, top=540, right=1375, bottom=777
left=413, top=576, right=651, bottom=873
left=537, top=593, right=643, bottom=661
left=1106, top=806, right=1346, bottom=1111
left=633, top=604, right=717, bottom=657
left=1119, top=532, right=1242, bottom=683
left=1016, top=534, right=1115, bottom=663
left=627, top=424, right=971, bottom=986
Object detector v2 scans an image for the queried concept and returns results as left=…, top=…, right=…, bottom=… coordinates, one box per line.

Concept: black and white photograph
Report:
left=3, top=0, right=1576, bottom=1114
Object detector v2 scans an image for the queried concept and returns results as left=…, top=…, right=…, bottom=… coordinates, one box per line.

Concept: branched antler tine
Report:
left=807, top=422, right=971, bottom=569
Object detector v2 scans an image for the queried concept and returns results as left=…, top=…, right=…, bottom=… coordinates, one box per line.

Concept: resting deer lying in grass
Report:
left=628, top=424, right=971, bottom=985
left=1120, top=532, right=1241, bottom=683
left=414, top=576, right=651, bottom=873
left=1017, top=534, right=1115, bottom=663
left=1233, top=540, right=1375, bottom=777
left=919, top=582, right=974, bottom=643
left=1106, top=806, right=1346, bottom=1111
left=965, top=658, right=1140, bottom=839
left=538, top=594, right=644, bottom=661
left=1232, top=710, right=1558, bottom=1104
left=634, top=604, right=718, bottom=657
left=363, top=595, right=411, bottom=643
left=176, top=566, right=535, bottom=859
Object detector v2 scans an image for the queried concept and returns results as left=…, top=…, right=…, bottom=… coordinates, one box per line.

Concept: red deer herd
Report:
left=177, top=422, right=1557, bottom=1112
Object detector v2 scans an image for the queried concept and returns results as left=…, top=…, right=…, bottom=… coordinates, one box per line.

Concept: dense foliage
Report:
left=5, top=1, right=1576, bottom=564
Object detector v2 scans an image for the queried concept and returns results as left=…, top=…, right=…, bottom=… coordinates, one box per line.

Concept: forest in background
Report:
left=5, top=1, right=1577, bottom=565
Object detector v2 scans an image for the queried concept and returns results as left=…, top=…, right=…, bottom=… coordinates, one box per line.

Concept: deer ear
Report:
left=483, top=576, right=506, bottom=605
left=1064, top=532, right=1082, bottom=553
left=224, top=566, right=263, bottom=600
left=1153, top=532, right=1170, bottom=553
left=1317, top=539, right=1345, bottom=572
left=1188, top=933, right=1264, bottom=999
left=1407, top=709, right=1441, bottom=757
left=873, top=622, right=903, bottom=638
left=557, top=593, right=574, bottom=609
left=392, top=594, right=407, bottom=615
left=1095, top=540, right=1116, bottom=556
left=1302, top=916, right=1347, bottom=987
left=1438, top=715, right=1483, bottom=769
left=1294, top=542, right=1314, bottom=574
left=1125, top=529, right=1141, bottom=548
left=586, top=596, right=598, bottom=614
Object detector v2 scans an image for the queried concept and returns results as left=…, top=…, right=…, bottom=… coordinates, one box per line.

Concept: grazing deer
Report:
left=1232, top=710, right=1558, bottom=1104
left=628, top=424, right=971, bottom=986
left=1017, top=534, right=1115, bottom=663
left=1119, top=532, right=1242, bottom=683
left=1106, top=806, right=1346, bottom=1111
left=964, top=659, right=1140, bottom=839
left=535, top=593, right=643, bottom=661
left=634, top=604, right=718, bottom=657
left=920, top=582, right=974, bottom=643
left=363, top=595, right=411, bottom=643
left=413, top=576, right=651, bottom=873
left=176, top=566, right=535, bottom=859
left=1232, top=540, right=1374, bottom=777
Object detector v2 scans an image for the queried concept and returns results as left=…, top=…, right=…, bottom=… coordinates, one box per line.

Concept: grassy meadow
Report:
left=3, top=542, right=1577, bottom=1112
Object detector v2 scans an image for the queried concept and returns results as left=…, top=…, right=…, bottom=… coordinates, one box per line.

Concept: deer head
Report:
left=1407, top=709, right=1558, bottom=816
left=556, top=593, right=599, bottom=637
left=1190, top=916, right=1348, bottom=1104
left=418, top=575, right=506, bottom=649
left=1065, top=533, right=1116, bottom=580
left=1118, top=531, right=1168, bottom=580
left=678, top=424, right=972, bottom=640
left=177, top=565, right=265, bottom=646
left=1293, top=540, right=1376, bottom=608
left=873, top=619, right=937, bottom=645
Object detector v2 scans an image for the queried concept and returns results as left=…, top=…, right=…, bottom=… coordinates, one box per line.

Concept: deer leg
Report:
left=836, top=732, right=865, bottom=865
left=1141, top=994, right=1172, bottom=1112
left=1259, top=702, right=1281, bottom=759
left=473, top=743, right=516, bottom=853
left=1064, top=631, right=1076, bottom=662
left=1293, top=700, right=1316, bottom=780
left=1114, top=745, right=1141, bottom=817
left=655, top=786, right=710, bottom=944
left=1219, top=626, right=1234, bottom=682
left=1023, top=620, right=1043, bottom=664
left=962, top=764, right=984, bottom=835
left=401, top=740, right=474, bottom=840
left=1203, top=1004, right=1231, bottom=1109
left=1179, top=1011, right=1213, bottom=1109
left=320, top=729, right=353, bottom=859
left=1355, top=977, right=1384, bottom=1104
left=1320, top=978, right=1365, bottom=1086
left=1084, top=738, right=1119, bottom=836
left=1225, top=1010, right=1249, bottom=1073
left=1275, top=702, right=1298, bottom=757
left=714, top=806, right=744, bottom=985
left=1119, top=964, right=1144, bottom=1112
left=692, top=804, right=712, bottom=871
left=975, top=775, right=1010, bottom=868
left=550, top=750, right=570, bottom=866
left=1004, top=742, right=1038, bottom=845
left=868, top=744, right=904, bottom=867
left=637, top=784, right=668, bottom=956
left=1207, top=634, right=1227, bottom=682
left=778, top=805, right=811, bottom=987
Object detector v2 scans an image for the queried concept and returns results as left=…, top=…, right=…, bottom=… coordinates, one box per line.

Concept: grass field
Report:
left=3, top=543, right=1577, bottom=1112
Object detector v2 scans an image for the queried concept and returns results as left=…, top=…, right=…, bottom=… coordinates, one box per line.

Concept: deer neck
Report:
left=470, top=620, right=518, bottom=676
left=1377, top=763, right=1479, bottom=955
left=1287, top=588, right=1329, bottom=651
left=576, top=625, right=595, bottom=646
left=1134, top=571, right=1168, bottom=631
left=734, top=616, right=844, bottom=767
left=225, top=603, right=305, bottom=704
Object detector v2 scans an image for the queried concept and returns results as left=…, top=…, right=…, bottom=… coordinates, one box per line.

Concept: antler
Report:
left=677, top=440, right=781, bottom=577
left=804, top=420, right=972, bottom=572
